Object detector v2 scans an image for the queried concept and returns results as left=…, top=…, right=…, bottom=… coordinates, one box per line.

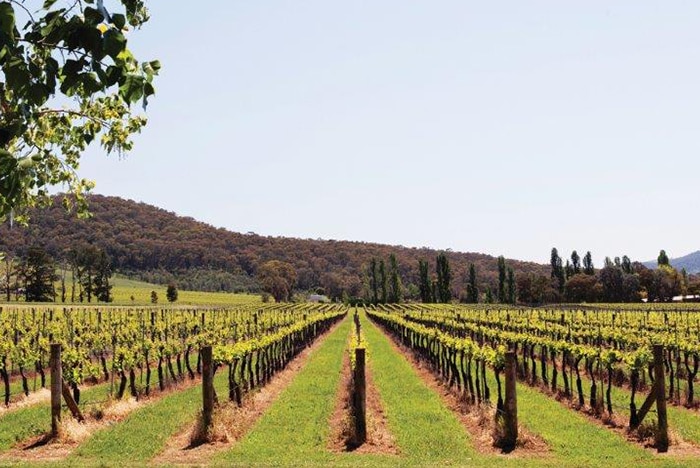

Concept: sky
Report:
left=78, top=1, right=700, bottom=265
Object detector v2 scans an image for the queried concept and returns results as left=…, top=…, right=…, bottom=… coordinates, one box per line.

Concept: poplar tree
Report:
left=466, top=263, right=479, bottom=303
left=388, top=254, right=402, bottom=303
left=497, top=256, right=507, bottom=303
left=379, top=259, right=387, bottom=304
left=368, top=258, right=378, bottom=304
left=571, top=250, right=581, bottom=274
left=436, top=253, right=452, bottom=303
left=507, top=267, right=516, bottom=304
left=550, top=248, right=565, bottom=292
left=583, top=251, right=595, bottom=275
left=418, top=260, right=431, bottom=303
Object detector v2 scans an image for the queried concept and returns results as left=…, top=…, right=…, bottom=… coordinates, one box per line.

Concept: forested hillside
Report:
left=0, top=195, right=547, bottom=298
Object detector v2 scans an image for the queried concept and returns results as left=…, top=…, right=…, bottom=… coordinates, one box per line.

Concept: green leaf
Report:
left=83, top=7, right=104, bottom=25
left=103, top=29, right=126, bottom=59
left=0, top=2, right=15, bottom=42
left=119, top=74, right=144, bottom=104
left=112, top=13, right=126, bottom=30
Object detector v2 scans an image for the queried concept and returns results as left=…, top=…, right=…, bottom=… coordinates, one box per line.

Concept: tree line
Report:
left=1, top=244, right=114, bottom=303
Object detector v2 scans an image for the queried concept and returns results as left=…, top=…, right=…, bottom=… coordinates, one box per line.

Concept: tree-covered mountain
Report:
left=643, top=251, right=700, bottom=274
left=0, top=195, right=548, bottom=298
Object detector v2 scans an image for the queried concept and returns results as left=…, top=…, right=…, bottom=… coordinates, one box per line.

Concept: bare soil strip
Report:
left=153, top=319, right=345, bottom=466
left=371, top=320, right=550, bottom=458
left=0, top=375, right=202, bottom=463
left=327, top=349, right=399, bottom=455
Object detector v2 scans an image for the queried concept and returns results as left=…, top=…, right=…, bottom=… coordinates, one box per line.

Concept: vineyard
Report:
left=1, top=301, right=700, bottom=466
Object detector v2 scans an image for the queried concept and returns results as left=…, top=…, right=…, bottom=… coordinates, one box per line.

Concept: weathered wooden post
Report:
left=50, top=343, right=62, bottom=438
left=201, top=345, right=214, bottom=437
left=503, top=350, right=518, bottom=451
left=653, top=344, right=668, bottom=453
left=353, top=347, right=367, bottom=444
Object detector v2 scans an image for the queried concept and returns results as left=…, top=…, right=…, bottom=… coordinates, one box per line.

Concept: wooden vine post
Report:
left=653, top=344, right=669, bottom=452
left=503, top=350, right=518, bottom=451
left=201, top=345, right=214, bottom=435
left=50, top=343, right=85, bottom=438
left=629, top=344, right=668, bottom=453
left=353, top=347, right=367, bottom=444
left=50, top=343, right=62, bottom=438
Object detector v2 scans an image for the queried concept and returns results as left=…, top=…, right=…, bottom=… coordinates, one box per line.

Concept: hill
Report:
left=643, top=251, right=700, bottom=274
left=0, top=195, right=548, bottom=299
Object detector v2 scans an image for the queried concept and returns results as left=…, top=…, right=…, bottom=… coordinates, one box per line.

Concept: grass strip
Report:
left=359, top=311, right=478, bottom=465
left=0, top=382, right=111, bottom=453
left=217, top=315, right=393, bottom=466
left=68, top=374, right=227, bottom=464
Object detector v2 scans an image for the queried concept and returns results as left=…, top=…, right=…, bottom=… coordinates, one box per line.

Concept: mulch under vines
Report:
left=327, top=348, right=399, bottom=455
left=0, top=376, right=203, bottom=463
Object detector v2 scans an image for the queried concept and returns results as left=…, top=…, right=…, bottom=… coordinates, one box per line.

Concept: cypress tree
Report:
left=658, top=250, right=670, bottom=267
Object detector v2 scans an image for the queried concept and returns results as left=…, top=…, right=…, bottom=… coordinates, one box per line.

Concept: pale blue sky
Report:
left=80, top=1, right=700, bottom=264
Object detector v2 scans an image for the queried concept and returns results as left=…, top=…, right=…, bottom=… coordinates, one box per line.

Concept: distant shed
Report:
left=308, top=294, right=330, bottom=303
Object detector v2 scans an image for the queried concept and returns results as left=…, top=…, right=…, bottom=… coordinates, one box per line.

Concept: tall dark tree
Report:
left=658, top=250, right=670, bottom=267
left=550, top=248, right=565, bottom=292
left=497, top=256, right=507, bottom=303
left=368, top=259, right=379, bottom=304
left=93, top=250, right=113, bottom=303
left=565, top=260, right=573, bottom=280
left=466, top=263, right=479, bottom=303
left=583, top=251, right=595, bottom=275
left=378, top=259, right=388, bottom=304
left=571, top=250, right=581, bottom=275
left=436, top=253, right=452, bottom=303
left=22, top=246, right=56, bottom=302
left=166, top=283, right=178, bottom=303
left=507, top=267, right=516, bottom=304
left=485, top=287, right=494, bottom=304
left=388, top=254, right=403, bottom=303
left=418, top=260, right=431, bottom=303
left=621, top=255, right=633, bottom=274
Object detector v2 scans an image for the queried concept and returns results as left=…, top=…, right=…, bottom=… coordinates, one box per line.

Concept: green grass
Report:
left=0, top=274, right=262, bottom=306
left=0, top=382, right=111, bottom=453
left=107, top=276, right=262, bottom=305
left=216, top=315, right=385, bottom=466
left=67, top=372, right=228, bottom=465
left=359, top=311, right=477, bottom=465
left=364, top=312, right=687, bottom=468
left=564, top=366, right=700, bottom=448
